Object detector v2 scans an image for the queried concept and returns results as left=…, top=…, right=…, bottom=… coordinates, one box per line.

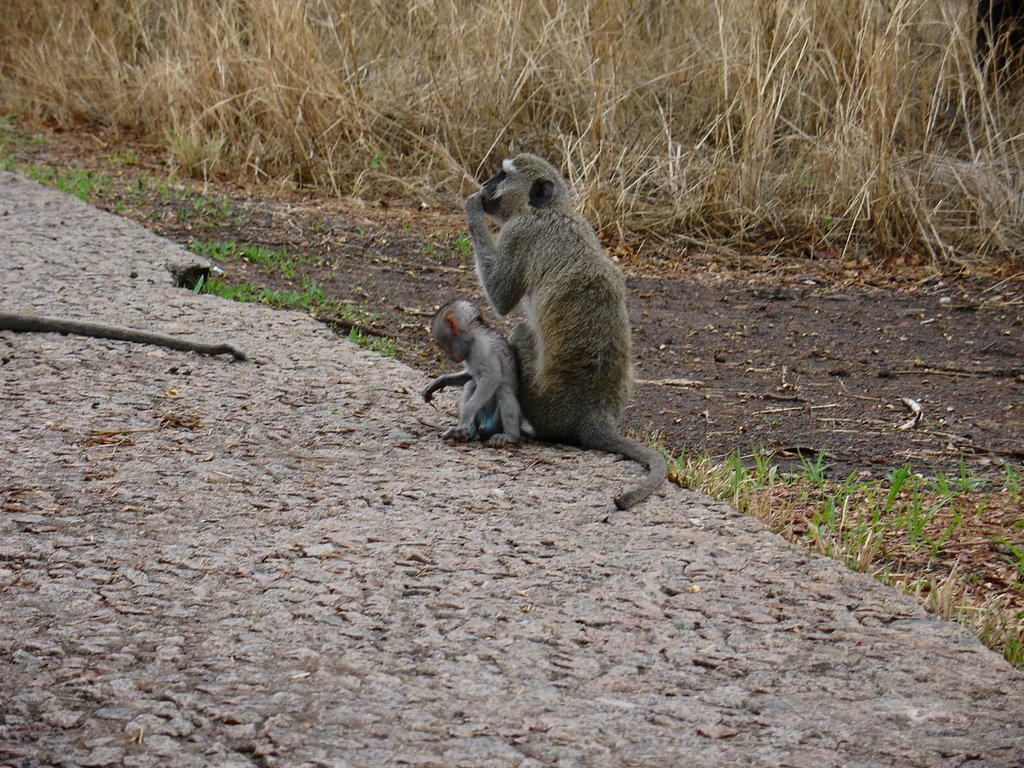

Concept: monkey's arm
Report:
left=0, top=312, right=247, bottom=361
left=422, top=370, right=473, bottom=402
left=465, top=194, right=524, bottom=316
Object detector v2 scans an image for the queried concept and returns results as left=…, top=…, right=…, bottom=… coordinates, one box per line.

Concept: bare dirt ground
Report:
left=3, top=170, right=1024, bottom=768
left=207, top=200, right=1024, bottom=479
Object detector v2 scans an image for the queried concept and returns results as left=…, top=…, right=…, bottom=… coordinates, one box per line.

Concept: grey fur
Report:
left=465, top=153, right=666, bottom=509
left=0, top=312, right=247, bottom=361
left=422, top=299, right=521, bottom=448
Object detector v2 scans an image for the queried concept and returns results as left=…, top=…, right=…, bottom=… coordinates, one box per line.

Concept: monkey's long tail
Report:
left=0, top=312, right=247, bottom=361
left=587, top=427, right=668, bottom=510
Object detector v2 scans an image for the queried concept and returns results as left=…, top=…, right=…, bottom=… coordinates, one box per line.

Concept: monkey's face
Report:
left=479, top=155, right=559, bottom=224
left=432, top=324, right=464, bottom=364
left=442, top=344, right=464, bottom=364
left=479, top=161, right=511, bottom=222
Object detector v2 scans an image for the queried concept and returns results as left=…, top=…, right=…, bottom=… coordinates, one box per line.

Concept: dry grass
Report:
left=1, top=0, right=1021, bottom=268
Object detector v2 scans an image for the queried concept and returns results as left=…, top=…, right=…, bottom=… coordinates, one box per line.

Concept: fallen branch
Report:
left=891, top=362, right=1023, bottom=379
left=636, top=377, right=705, bottom=389
left=399, top=305, right=438, bottom=318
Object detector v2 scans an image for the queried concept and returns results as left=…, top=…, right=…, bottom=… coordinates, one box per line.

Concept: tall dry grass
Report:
left=2, top=0, right=1021, bottom=267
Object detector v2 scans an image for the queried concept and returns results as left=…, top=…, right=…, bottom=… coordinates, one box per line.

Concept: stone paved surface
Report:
left=1, top=170, right=1022, bottom=767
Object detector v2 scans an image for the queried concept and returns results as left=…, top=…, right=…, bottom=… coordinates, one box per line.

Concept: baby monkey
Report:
left=422, top=299, right=521, bottom=448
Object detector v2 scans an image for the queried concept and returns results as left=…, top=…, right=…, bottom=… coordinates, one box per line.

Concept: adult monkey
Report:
left=464, top=153, right=666, bottom=509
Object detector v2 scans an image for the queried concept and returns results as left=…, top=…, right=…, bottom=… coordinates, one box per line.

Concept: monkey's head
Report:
left=430, top=299, right=481, bottom=364
left=478, top=153, right=571, bottom=224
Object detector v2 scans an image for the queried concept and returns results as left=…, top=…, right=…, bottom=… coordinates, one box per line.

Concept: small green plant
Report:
left=176, top=192, right=234, bottom=226
left=928, top=472, right=955, bottom=498
left=24, top=164, right=107, bottom=202
left=60, top=169, right=104, bottom=201
left=156, top=180, right=175, bottom=201
left=925, top=508, right=963, bottom=561
left=23, top=165, right=51, bottom=182
left=799, top=448, right=829, bottom=489
left=803, top=470, right=866, bottom=566
left=899, top=489, right=935, bottom=549
left=237, top=242, right=294, bottom=278
left=199, top=277, right=324, bottom=311
left=1003, top=633, right=1024, bottom=668
left=188, top=239, right=296, bottom=279
left=995, top=538, right=1024, bottom=584
left=883, top=465, right=913, bottom=513
left=724, top=450, right=750, bottom=506
left=347, top=326, right=397, bottom=357
left=1006, top=465, right=1022, bottom=503
left=193, top=193, right=233, bottom=224
left=955, top=459, right=988, bottom=493
left=188, top=239, right=236, bottom=261
left=196, top=275, right=394, bottom=357
left=750, top=446, right=777, bottom=488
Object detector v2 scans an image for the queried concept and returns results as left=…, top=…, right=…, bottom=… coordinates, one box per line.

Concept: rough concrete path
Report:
left=1, top=171, right=1022, bottom=768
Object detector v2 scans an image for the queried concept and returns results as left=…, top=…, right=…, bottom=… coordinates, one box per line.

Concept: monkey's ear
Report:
left=443, top=308, right=460, bottom=336
left=529, top=178, right=555, bottom=209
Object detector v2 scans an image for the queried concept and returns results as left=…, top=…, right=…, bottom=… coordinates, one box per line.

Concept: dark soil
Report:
left=6, top=122, right=1024, bottom=482
left=152, top=195, right=1024, bottom=483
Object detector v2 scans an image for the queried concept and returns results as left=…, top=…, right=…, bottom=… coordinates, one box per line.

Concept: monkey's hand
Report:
left=422, top=381, right=443, bottom=403
left=464, top=191, right=483, bottom=215
left=442, top=426, right=475, bottom=442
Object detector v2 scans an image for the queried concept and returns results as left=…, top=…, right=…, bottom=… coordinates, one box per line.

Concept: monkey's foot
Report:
left=484, top=433, right=518, bottom=449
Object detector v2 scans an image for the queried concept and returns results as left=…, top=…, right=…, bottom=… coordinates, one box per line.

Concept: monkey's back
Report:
left=508, top=210, right=633, bottom=435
